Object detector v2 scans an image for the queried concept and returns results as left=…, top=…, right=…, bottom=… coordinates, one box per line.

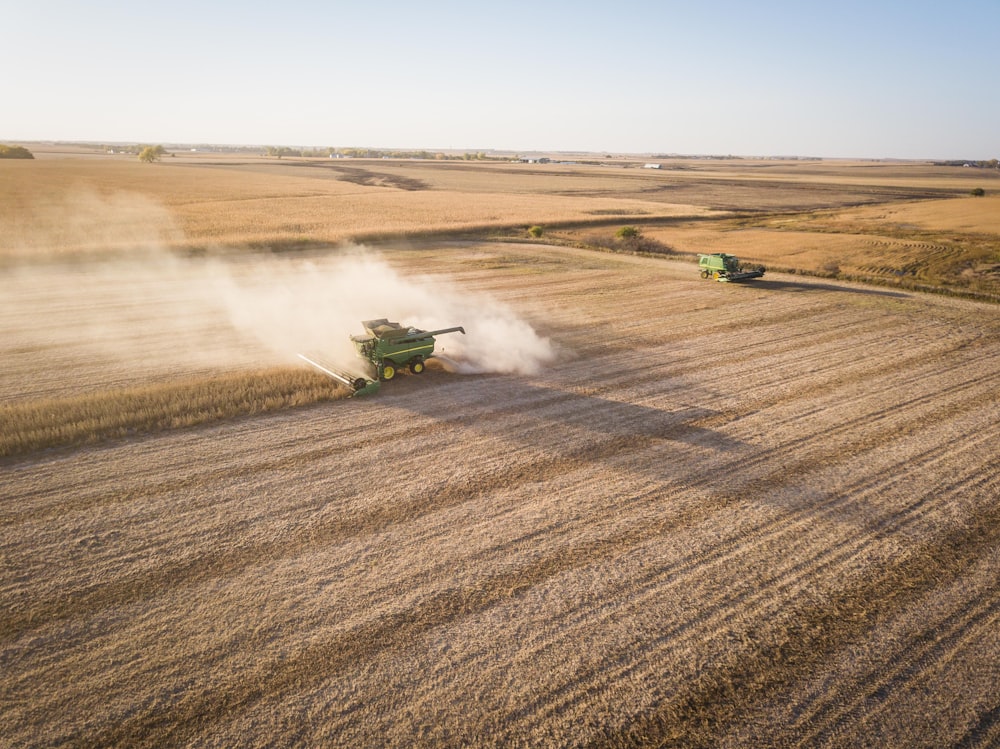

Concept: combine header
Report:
left=698, top=253, right=765, bottom=282
left=297, top=354, right=381, bottom=397
left=299, top=318, right=465, bottom=397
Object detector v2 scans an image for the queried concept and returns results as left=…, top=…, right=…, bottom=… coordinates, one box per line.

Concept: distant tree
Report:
left=138, top=145, right=165, bottom=163
left=0, top=144, right=34, bottom=159
left=970, top=187, right=986, bottom=197
left=528, top=225, right=544, bottom=238
left=616, top=226, right=641, bottom=240
left=265, top=146, right=301, bottom=158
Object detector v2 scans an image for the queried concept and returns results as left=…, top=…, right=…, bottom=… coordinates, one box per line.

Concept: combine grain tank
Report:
left=698, top=253, right=765, bottom=282
left=351, top=319, right=465, bottom=381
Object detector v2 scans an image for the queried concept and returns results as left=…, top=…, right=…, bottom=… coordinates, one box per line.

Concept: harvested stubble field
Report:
left=2, top=151, right=1000, bottom=747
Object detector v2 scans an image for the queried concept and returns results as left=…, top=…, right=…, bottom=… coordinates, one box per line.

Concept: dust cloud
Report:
left=2, top=188, right=185, bottom=259
left=212, top=249, right=557, bottom=376
left=3, top=188, right=555, bottom=391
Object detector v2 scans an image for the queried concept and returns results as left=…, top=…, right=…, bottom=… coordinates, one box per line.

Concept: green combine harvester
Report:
left=299, top=318, right=465, bottom=397
left=698, top=253, right=766, bottom=282
left=352, top=319, right=466, bottom=380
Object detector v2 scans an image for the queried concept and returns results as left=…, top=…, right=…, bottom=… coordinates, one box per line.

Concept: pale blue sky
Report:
left=3, top=0, right=998, bottom=158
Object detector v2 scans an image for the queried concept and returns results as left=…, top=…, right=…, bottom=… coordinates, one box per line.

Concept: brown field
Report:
left=5, top=147, right=998, bottom=298
left=2, top=149, right=1000, bottom=747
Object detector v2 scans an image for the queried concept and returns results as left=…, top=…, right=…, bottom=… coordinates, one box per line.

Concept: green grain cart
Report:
left=698, top=253, right=765, bottom=282
left=351, top=318, right=465, bottom=381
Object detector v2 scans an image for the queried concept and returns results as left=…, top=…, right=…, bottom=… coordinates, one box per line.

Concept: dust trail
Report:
left=1, top=187, right=555, bottom=394
left=1, top=188, right=185, bottom=260
left=213, top=248, right=557, bottom=376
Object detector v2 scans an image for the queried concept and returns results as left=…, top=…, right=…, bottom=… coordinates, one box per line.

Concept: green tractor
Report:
left=351, top=319, right=465, bottom=381
left=698, top=253, right=765, bottom=282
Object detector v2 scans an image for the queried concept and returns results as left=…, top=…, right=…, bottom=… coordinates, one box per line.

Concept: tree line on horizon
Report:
left=264, top=146, right=504, bottom=161
left=934, top=159, right=998, bottom=168
left=0, top=145, right=34, bottom=159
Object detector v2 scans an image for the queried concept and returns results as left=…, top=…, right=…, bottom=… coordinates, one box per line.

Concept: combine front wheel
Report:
left=381, top=363, right=397, bottom=381
left=700, top=270, right=710, bottom=279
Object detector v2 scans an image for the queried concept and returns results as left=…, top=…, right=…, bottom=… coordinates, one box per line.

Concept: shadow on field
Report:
left=748, top=278, right=910, bottom=298
left=383, top=373, right=745, bottom=455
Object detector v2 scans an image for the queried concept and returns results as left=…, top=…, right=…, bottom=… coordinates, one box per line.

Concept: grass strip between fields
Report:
left=0, top=369, right=345, bottom=458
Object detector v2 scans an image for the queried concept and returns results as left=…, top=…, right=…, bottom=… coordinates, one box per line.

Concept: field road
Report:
left=2, top=243, right=999, bottom=747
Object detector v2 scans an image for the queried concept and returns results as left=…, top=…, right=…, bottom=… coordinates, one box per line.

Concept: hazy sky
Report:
left=3, top=0, right=998, bottom=159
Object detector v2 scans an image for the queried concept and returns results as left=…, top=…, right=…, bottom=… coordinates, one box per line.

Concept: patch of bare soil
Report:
left=301, top=162, right=430, bottom=191
left=2, top=244, right=999, bottom=747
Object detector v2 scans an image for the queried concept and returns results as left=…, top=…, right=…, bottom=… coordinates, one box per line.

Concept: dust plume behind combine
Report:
left=1, top=189, right=554, bottom=400
left=215, top=250, right=556, bottom=377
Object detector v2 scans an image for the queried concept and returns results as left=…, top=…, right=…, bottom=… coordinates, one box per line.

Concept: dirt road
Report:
left=2, top=244, right=999, bottom=747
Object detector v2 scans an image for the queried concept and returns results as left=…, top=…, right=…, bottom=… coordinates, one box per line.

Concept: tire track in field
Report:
left=589, top=478, right=1000, bottom=748
left=5, top=326, right=993, bottom=645
left=574, top=308, right=984, bottom=416
left=712, top=542, right=1000, bottom=748
left=0, top=394, right=721, bottom=644
left=68, top=386, right=999, bottom=747
left=6, top=250, right=999, bottom=745
left=0, top=446, right=580, bottom=642
left=70, top=493, right=751, bottom=748
left=0, top=383, right=496, bottom=524
left=388, top=352, right=1000, bottom=684
left=288, top=419, right=998, bottom=746
left=790, top=588, right=1000, bottom=747
left=642, top=349, right=1000, bottom=523
left=615, top=313, right=896, bottom=386
left=956, top=702, right=1000, bottom=749
left=464, top=368, right=989, bottom=732
left=494, top=429, right=999, bottom=742
left=553, top=295, right=858, bottom=359
left=475, top=396, right=998, bottom=695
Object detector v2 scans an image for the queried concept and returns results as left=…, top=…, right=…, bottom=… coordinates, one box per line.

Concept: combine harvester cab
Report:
left=698, top=253, right=765, bottom=282
left=351, top=319, right=465, bottom=382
